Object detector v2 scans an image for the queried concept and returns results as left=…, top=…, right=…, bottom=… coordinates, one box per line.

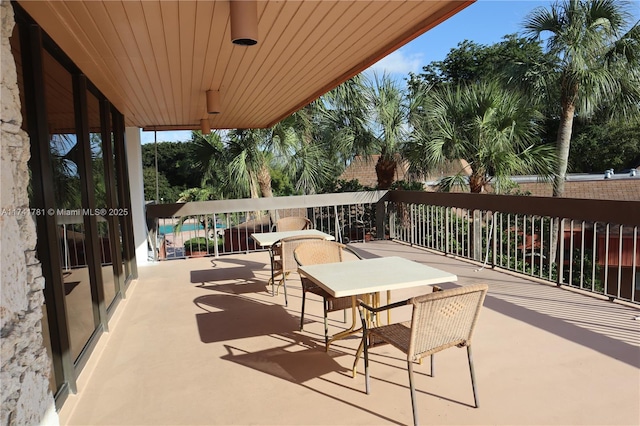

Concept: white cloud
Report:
left=367, top=49, right=424, bottom=76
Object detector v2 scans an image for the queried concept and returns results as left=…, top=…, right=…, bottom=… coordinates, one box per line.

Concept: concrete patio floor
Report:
left=58, top=240, right=640, bottom=425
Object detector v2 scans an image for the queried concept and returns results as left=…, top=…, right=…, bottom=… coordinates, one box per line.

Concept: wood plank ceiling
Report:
left=17, top=0, right=474, bottom=130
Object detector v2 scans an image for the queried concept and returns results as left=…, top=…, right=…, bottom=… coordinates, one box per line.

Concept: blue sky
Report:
left=367, top=0, right=555, bottom=78
left=142, top=0, right=638, bottom=144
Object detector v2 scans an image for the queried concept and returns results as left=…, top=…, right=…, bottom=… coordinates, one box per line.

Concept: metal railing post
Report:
left=472, top=209, right=482, bottom=261
left=213, top=213, right=220, bottom=258
left=410, top=204, right=415, bottom=246
left=445, top=207, right=451, bottom=255
left=556, top=218, right=564, bottom=287
left=492, top=211, right=497, bottom=268
left=334, top=205, right=343, bottom=243
left=151, top=216, right=158, bottom=262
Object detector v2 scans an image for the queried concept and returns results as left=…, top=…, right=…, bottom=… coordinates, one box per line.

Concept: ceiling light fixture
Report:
left=230, top=0, right=258, bottom=46
left=200, top=118, right=211, bottom=134
left=206, top=90, right=221, bottom=114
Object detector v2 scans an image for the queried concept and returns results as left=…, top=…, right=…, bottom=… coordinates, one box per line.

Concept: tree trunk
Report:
left=468, top=173, right=485, bottom=260
left=554, top=102, right=576, bottom=197
left=469, top=173, right=485, bottom=193
left=257, top=163, right=273, bottom=198
left=249, top=177, right=260, bottom=199
left=375, top=156, right=397, bottom=189
left=257, top=163, right=276, bottom=224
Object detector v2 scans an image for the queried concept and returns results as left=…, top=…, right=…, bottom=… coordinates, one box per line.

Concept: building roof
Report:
left=16, top=0, right=473, bottom=131
left=339, top=155, right=471, bottom=188
left=515, top=177, right=640, bottom=201
left=340, top=154, right=639, bottom=200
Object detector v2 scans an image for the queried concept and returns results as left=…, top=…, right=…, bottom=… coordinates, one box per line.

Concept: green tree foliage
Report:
left=48, top=134, right=82, bottom=210
left=320, top=178, right=375, bottom=194
left=316, top=74, right=372, bottom=168
left=141, top=134, right=230, bottom=202
left=275, top=100, right=334, bottom=194
left=141, top=141, right=202, bottom=195
left=191, top=131, right=228, bottom=199
left=279, top=74, right=371, bottom=194
left=269, top=166, right=296, bottom=196
left=389, top=180, right=425, bottom=191
left=225, top=128, right=274, bottom=198
left=365, top=72, right=415, bottom=189
left=407, top=35, right=551, bottom=89
left=176, top=187, right=219, bottom=202
left=142, top=167, right=181, bottom=202
left=523, top=0, right=640, bottom=196
left=407, top=34, right=561, bottom=147
left=407, top=80, right=557, bottom=193
left=569, top=118, right=640, bottom=172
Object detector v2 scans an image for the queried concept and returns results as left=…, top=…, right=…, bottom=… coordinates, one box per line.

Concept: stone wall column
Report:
left=0, top=1, right=59, bottom=424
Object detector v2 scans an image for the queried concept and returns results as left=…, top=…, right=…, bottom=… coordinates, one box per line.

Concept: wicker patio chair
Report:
left=271, top=234, right=326, bottom=306
left=358, top=283, right=489, bottom=426
left=294, top=240, right=363, bottom=350
left=272, top=216, right=312, bottom=232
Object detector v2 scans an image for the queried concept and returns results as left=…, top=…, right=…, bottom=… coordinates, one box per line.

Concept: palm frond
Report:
left=290, top=142, right=334, bottom=195
left=437, top=174, right=469, bottom=192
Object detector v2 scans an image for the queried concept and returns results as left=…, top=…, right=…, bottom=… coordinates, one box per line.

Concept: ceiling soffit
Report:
left=17, top=1, right=474, bottom=130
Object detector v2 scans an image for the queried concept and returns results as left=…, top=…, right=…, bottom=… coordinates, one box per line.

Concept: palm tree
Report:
left=365, top=72, right=412, bottom=189
left=194, top=128, right=281, bottom=199
left=224, top=128, right=274, bottom=199
left=192, top=130, right=228, bottom=197
left=319, top=74, right=372, bottom=165
left=523, top=0, right=640, bottom=196
left=278, top=74, right=371, bottom=194
left=407, top=80, right=557, bottom=193
left=195, top=75, right=371, bottom=197
left=272, top=101, right=332, bottom=195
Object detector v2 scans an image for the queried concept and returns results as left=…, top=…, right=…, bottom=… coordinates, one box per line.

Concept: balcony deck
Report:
left=59, top=240, right=640, bottom=425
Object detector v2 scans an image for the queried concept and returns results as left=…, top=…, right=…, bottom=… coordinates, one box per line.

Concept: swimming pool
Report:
left=159, top=222, right=224, bottom=234
left=159, top=223, right=203, bottom=234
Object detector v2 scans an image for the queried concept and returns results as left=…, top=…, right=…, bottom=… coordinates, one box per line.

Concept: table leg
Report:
left=352, top=293, right=376, bottom=377
left=351, top=291, right=394, bottom=377
left=269, top=248, right=276, bottom=296
left=387, top=290, right=391, bottom=325
left=326, top=296, right=361, bottom=351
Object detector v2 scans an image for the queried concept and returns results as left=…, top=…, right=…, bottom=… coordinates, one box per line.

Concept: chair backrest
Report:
left=407, top=284, right=488, bottom=361
left=294, top=240, right=348, bottom=266
left=274, top=216, right=311, bottom=232
left=275, top=235, right=326, bottom=273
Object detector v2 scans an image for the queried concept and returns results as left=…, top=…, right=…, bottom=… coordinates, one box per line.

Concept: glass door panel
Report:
left=87, top=92, right=118, bottom=309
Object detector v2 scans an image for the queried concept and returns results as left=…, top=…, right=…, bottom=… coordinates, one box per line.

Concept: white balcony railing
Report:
left=145, top=190, right=640, bottom=305
left=387, top=191, right=640, bottom=305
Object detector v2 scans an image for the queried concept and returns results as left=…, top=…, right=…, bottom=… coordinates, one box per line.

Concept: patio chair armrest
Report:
left=358, top=298, right=410, bottom=314
left=358, top=286, right=441, bottom=316
left=357, top=297, right=411, bottom=335
left=343, top=245, right=364, bottom=260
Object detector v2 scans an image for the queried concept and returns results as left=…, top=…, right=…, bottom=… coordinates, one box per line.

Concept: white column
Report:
left=125, top=127, right=150, bottom=266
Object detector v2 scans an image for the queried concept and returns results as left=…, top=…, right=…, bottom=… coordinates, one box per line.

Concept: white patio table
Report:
left=250, top=229, right=334, bottom=248
left=251, top=230, right=335, bottom=298
left=298, top=256, right=457, bottom=375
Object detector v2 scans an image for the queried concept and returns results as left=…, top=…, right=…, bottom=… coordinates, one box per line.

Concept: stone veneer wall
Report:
left=0, top=1, right=59, bottom=424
